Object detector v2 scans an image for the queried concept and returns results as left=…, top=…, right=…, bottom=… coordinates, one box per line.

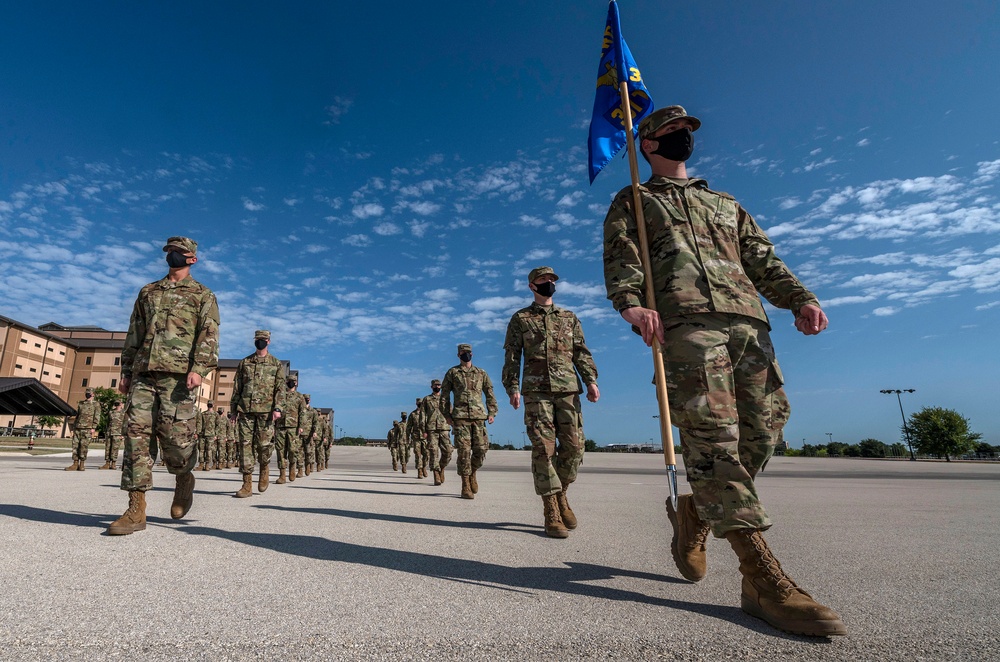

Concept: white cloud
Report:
left=242, top=197, right=265, bottom=211
left=373, top=222, right=402, bottom=236
left=352, top=203, right=384, bottom=219
left=323, top=96, right=354, bottom=125
left=856, top=138, right=871, bottom=147
left=872, top=306, right=899, bottom=316
left=342, top=234, right=371, bottom=247
left=557, top=191, right=585, bottom=208
left=470, top=296, right=524, bottom=312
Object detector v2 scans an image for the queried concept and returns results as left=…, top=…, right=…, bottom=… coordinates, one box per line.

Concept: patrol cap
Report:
left=207, top=401, right=214, bottom=407
left=528, top=266, right=559, bottom=283
left=457, top=343, right=472, bottom=353
left=303, top=393, right=311, bottom=400
left=638, top=105, right=701, bottom=140
left=254, top=330, right=270, bottom=340
left=431, top=379, right=441, bottom=386
left=286, top=374, right=298, bottom=384
left=400, top=411, right=407, bottom=418
left=162, top=236, right=198, bottom=255
left=85, top=388, right=94, bottom=396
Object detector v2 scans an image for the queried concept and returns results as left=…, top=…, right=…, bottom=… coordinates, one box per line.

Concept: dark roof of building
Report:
left=0, top=378, right=76, bottom=416
left=71, top=338, right=125, bottom=350
left=38, top=323, right=113, bottom=332
left=218, top=359, right=241, bottom=369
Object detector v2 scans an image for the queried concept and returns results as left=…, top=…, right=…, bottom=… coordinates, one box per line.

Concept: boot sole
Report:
left=741, top=596, right=847, bottom=637
left=108, top=523, right=145, bottom=535
left=545, top=529, right=570, bottom=538
left=666, top=499, right=706, bottom=583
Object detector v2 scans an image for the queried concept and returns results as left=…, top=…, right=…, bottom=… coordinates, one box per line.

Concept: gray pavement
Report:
left=1, top=448, right=998, bottom=661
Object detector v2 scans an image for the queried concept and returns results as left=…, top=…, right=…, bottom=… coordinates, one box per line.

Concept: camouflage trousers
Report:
left=397, top=440, right=411, bottom=466
left=237, top=413, right=275, bottom=475
left=313, top=440, right=325, bottom=466
left=274, top=427, right=297, bottom=470
left=661, top=313, right=790, bottom=537
left=427, top=430, right=452, bottom=471
left=104, top=435, right=124, bottom=463
left=524, top=392, right=584, bottom=496
left=199, top=437, right=218, bottom=465
left=410, top=437, right=428, bottom=471
left=223, top=439, right=235, bottom=465
left=452, top=418, right=489, bottom=476
left=388, top=443, right=398, bottom=465
left=324, top=440, right=332, bottom=464
left=121, top=372, right=199, bottom=492
left=72, top=428, right=95, bottom=462
left=300, top=437, right=314, bottom=468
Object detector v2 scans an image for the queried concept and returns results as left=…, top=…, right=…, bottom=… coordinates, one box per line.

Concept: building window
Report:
left=20, top=338, right=27, bottom=344
left=43, top=371, right=50, bottom=376
left=15, top=364, right=22, bottom=369
left=59, top=351, right=65, bottom=356
left=29, top=368, right=37, bottom=372
left=34, top=342, right=41, bottom=348
left=218, top=391, right=226, bottom=396
left=114, top=357, right=120, bottom=366
left=82, top=378, right=88, bottom=387
left=85, top=357, right=92, bottom=365
left=111, top=379, right=117, bottom=388
left=47, top=347, right=53, bottom=352
left=56, top=374, right=61, bottom=379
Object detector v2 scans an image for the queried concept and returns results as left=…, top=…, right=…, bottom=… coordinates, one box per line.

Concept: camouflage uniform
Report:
left=223, top=413, right=236, bottom=468
left=323, top=417, right=334, bottom=467
left=314, top=415, right=328, bottom=469
left=441, top=350, right=498, bottom=477
left=196, top=405, right=218, bottom=470
left=70, top=394, right=100, bottom=466
left=604, top=171, right=816, bottom=537
left=230, top=333, right=286, bottom=478
left=298, top=397, right=315, bottom=472
left=387, top=420, right=401, bottom=469
left=104, top=405, right=126, bottom=466
left=277, top=384, right=306, bottom=477
left=395, top=413, right=411, bottom=469
left=503, top=293, right=598, bottom=497
left=420, top=381, right=452, bottom=477
left=120, top=259, right=220, bottom=492
left=406, top=403, right=427, bottom=476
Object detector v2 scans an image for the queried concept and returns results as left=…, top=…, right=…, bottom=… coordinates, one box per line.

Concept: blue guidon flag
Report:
left=587, top=0, right=655, bottom=183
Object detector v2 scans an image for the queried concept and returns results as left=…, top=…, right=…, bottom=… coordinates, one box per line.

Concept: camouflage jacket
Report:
left=225, top=415, right=236, bottom=440
left=108, top=408, right=126, bottom=437
left=121, top=275, right=220, bottom=379
left=73, top=399, right=100, bottom=430
left=405, top=408, right=424, bottom=441
left=603, top=176, right=819, bottom=325
left=196, top=408, right=218, bottom=439
left=280, top=390, right=306, bottom=429
left=230, top=352, right=286, bottom=415
left=441, top=364, right=498, bottom=421
left=419, top=391, right=451, bottom=431
left=299, top=405, right=316, bottom=440
left=502, top=302, right=598, bottom=395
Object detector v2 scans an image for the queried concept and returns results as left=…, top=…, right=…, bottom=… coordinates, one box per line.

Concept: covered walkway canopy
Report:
left=0, top=378, right=76, bottom=416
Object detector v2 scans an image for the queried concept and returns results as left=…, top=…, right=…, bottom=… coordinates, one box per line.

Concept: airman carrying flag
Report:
left=587, top=0, right=654, bottom=183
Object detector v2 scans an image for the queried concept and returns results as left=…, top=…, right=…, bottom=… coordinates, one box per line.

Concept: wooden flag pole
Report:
left=618, top=80, right=679, bottom=509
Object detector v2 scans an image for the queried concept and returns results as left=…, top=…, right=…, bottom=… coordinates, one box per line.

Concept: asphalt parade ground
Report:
left=1, top=448, right=998, bottom=661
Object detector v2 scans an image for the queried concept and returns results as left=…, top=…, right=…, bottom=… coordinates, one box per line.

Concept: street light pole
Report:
left=880, top=389, right=917, bottom=461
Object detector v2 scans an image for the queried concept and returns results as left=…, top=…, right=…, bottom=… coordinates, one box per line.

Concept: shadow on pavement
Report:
left=252, top=503, right=543, bottom=535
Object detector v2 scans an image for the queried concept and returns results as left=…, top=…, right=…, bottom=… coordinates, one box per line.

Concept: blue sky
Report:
left=1, top=1, right=998, bottom=447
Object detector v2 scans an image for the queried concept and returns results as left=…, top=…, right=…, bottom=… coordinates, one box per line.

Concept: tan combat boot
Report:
left=726, top=528, right=847, bottom=637
left=258, top=463, right=270, bottom=493
left=460, top=475, right=474, bottom=499
left=214, top=460, right=221, bottom=470
left=543, top=494, right=569, bottom=538
left=556, top=486, right=577, bottom=530
left=401, top=463, right=407, bottom=474
left=108, top=491, right=147, bottom=535
left=235, top=474, right=253, bottom=498
left=469, top=470, right=478, bottom=494
left=99, top=461, right=111, bottom=470
left=276, top=467, right=287, bottom=485
left=289, top=465, right=297, bottom=482
left=432, top=469, right=442, bottom=486
left=666, top=494, right=711, bottom=582
left=392, top=460, right=398, bottom=471
left=438, top=468, right=446, bottom=485
left=110, top=461, right=117, bottom=470
left=64, top=460, right=79, bottom=471
left=305, top=463, right=312, bottom=476
left=170, top=472, right=195, bottom=519
left=77, top=460, right=86, bottom=471
left=296, top=466, right=304, bottom=479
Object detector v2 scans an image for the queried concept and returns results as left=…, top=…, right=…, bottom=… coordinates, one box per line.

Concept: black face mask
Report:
left=254, top=339, right=268, bottom=350
left=459, top=352, right=472, bottom=363
left=533, top=282, right=556, bottom=298
left=432, top=387, right=441, bottom=393
left=166, top=251, right=189, bottom=268
left=649, top=127, right=694, bottom=162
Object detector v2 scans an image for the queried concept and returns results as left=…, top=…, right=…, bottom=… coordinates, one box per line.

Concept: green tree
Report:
left=337, top=435, right=367, bottom=446
left=36, top=415, right=63, bottom=430
left=888, top=442, right=908, bottom=458
left=858, top=438, right=887, bottom=458
left=826, top=442, right=848, bottom=457
left=800, top=444, right=819, bottom=457
left=584, top=438, right=598, bottom=452
left=907, top=407, right=981, bottom=462
left=92, top=386, right=124, bottom=437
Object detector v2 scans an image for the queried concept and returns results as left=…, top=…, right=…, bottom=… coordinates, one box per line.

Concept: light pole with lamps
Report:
left=880, top=389, right=917, bottom=460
